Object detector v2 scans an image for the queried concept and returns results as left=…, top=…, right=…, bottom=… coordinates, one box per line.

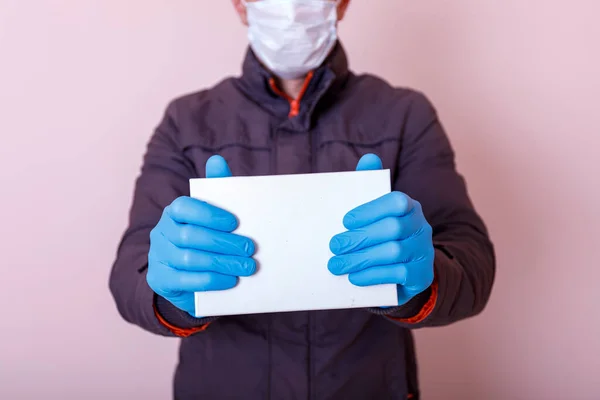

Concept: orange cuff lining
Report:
left=153, top=303, right=211, bottom=338
left=388, top=280, right=439, bottom=324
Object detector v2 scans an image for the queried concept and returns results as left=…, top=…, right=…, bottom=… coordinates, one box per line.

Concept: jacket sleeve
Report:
left=109, top=100, right=217, bottom=337
left=369, top=91, right=496, bottom=328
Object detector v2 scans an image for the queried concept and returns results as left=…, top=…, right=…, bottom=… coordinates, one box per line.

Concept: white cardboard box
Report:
left=190, top=169, right=397, bottom=317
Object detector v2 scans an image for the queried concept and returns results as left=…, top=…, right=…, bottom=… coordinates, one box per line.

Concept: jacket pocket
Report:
left=180, top=113, right=273, bottom=178
left=315, top=123, right=402, bottom=176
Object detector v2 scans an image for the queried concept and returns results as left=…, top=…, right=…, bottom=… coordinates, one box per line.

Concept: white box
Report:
left=190, top=169, right=397, bottom=317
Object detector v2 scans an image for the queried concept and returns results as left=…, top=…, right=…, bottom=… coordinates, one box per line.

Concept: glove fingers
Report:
left=355, top=153, right=382, bottom=171
left=348, top=264, right=408, bottom=287
left=328, top=239, right=420, bottom=275
left=348, top=257, right=434, bottom=291
left=151, top=264, right=240, bottom=294
left=166, top=196, right=238, bottom=232
left=163, top=218, right=255, bottom=257
left=165, top=243, right=256, bottom=276
left=176, top=271, right=239, bottom=292
left=343, top=192, right=417, bottom=230
left=330, top=214, right=423, bottom=255
left=206, top=155, right=233, bottom=178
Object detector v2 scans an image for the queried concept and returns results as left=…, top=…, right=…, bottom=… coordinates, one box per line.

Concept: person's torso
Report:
left=169, top=45, right=423, bottom=400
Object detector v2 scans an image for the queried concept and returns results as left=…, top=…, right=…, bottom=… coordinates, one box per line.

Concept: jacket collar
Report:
left=233, top=41, right=351, bottom=130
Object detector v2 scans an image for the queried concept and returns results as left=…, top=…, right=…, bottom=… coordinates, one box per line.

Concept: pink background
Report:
left=1, top=1, right=598, bottom=399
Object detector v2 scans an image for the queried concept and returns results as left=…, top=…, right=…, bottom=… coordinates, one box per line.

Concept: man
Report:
left=109, top=0, right=495, bottom=398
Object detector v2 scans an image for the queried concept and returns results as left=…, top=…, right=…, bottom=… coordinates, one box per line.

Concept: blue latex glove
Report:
left=147, top=155, right=256, bottom=316
left=328, top=154, right=435, bottom=306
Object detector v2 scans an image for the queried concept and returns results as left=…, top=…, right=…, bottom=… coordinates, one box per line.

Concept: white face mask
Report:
left=244, top=0, right=338, bottom=80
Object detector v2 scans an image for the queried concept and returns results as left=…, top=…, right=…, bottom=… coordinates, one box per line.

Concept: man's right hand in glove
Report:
left=147, top=155, right=257, bottom=316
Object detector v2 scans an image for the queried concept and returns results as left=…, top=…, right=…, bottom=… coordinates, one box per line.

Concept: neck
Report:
left=277, top=77, right=306, bottom=99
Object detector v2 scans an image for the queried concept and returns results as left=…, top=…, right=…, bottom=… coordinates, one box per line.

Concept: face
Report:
left=231, top=0, right=351, bottom=25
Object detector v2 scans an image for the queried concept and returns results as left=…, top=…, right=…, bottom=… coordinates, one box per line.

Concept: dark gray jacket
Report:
left=109, top=42, right=495, bottom=400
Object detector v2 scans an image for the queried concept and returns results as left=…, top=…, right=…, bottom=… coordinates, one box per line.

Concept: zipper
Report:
left=307, top=311, right=312, bottom=400
left=306, top=78, right=334, bottom=400
left=269, top=71, right=314, bottom=118
left=268, top=71, right=333, bottom=400
left=268, top=316, right=273, bottom=400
